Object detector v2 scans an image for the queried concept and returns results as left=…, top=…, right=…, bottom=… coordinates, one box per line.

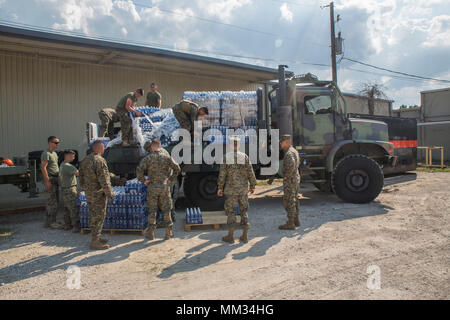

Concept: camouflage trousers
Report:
left=44, top=177, right=59, bottom=224
left=224, top=194, right=250, bottom=230
left=62, top=186, right=79, bottom=227
left=85, top=191, right=107, bottom=238
left=283, top=179, right=300, bottom=219
left=99, top=110, right=119, bottom=139
left=117, top=111, right=134, bottom=144
left=147, top=186, right=172, bottom=229
left=172, top=108, right=192, bottom=132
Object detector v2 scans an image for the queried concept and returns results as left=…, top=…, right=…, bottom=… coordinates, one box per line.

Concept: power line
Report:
left=343, top=57, right=450, bottom=84
left=132, top=1, right=306, bottom=43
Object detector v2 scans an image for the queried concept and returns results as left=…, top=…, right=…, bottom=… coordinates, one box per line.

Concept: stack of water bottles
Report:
left=185, top=207, right=203, bottom=224
left=183, top=91, right=221, bottom=127
left=78, top=179, right=149, bottom=230
left=128, top=107, right=180, bottom=150
left=182, top=91, right=258, bottom=145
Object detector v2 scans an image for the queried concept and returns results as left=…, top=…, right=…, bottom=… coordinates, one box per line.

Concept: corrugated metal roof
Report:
left=0, top=24, right=282, bottom=82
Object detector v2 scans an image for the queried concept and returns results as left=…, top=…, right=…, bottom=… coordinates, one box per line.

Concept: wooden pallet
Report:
left=184, top=210, right=241, bottom=232
left=80, top=228, right=145, bottom=235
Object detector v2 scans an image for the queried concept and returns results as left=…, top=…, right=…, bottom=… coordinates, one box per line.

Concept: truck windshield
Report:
left=304, top=95, right=332, bottom=115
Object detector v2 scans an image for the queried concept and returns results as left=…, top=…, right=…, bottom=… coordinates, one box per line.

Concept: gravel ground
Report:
left=0, top=171, right=448, bottom=299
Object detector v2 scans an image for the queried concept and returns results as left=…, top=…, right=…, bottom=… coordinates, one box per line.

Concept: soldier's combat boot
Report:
left=278, top=218, right=296, bottom=230
left=63, top=224, right=72, bottom=231
left=72, top=225, right=80, bottom=233
left=99, top=237, right=108, bottom=244
left=222, top=229, right=235, bottom=244
left=294, top=215, right=301, bottom=227
left=144, top=227, right=155, bottom=240
left=164, top=227, right=173, bottom=240
left=239, top=229, right=249, bottom=243
left=49, top=222, right=64, bottom=230
left=90, top=236, right=109, bottom=250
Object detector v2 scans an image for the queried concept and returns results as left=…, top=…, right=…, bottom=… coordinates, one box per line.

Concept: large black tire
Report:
left=184, top=173, right=224, bottom=211
left=332, top=154, right=384, bottom=204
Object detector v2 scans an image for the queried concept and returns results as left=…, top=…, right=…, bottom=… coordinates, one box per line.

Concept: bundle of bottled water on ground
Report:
left=185, top=207, right=203, bottom=224
left=78, top=178, right=163, bottom=230
left=183, top=91, right=258, bottom=145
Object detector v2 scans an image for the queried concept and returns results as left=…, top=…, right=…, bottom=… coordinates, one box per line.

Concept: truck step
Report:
left=308, top=167, right=326, bottom=170
left=302, top=179, right=327, bottom=183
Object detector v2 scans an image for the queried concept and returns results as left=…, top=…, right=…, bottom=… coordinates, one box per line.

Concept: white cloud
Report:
left=201, top=0, right=252, bottom=23
left=280, top=3, right=293, bottom=23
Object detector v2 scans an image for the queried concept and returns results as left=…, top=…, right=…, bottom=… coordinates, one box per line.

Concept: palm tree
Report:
left=359, top=82, right=388, bottom=115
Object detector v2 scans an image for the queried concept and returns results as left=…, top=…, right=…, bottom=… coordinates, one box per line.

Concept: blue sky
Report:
left=1, top=0, right=449, bottom=107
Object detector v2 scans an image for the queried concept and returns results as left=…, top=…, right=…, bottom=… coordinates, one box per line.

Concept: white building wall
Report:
left=0, top=52, right=260, bottom=158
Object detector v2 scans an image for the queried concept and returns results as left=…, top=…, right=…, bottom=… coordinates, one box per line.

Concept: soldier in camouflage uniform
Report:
left=41, top=136, right=63, bottom=229
left=59, top=150, right=80, bottom=232
left=98, top=107, right=120, bottom=140
left=115, top=89, right=144, bottom=146
left=217, top=137, right=257, bottom=244
left=172, top=100, right=208, bottom=134
left=79, top=140, right=114, bottom=250
left=279, top=134, right=301, bottom=230
left=143, top=140, right=177, bottom=222
left=137, top=138, right=180, bottom=240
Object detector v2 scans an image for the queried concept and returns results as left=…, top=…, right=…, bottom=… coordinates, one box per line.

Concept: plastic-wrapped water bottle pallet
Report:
left=184, top=210, right=241, bottom=232
left=80, top=228, right=145, bottom=235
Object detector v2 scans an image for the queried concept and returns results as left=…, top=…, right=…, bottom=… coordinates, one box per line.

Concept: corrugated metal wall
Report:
left=344, top=95, right=392, bottom=116
left=0, top=52, right=260, bottom=158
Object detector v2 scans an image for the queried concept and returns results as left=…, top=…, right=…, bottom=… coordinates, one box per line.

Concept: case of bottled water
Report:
left=185, top=207, right=203, bottom=225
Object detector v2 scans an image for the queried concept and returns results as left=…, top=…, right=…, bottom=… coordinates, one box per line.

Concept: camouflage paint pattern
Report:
left=349, top=118, right=389, bottom=142
left=218, top=151, right=256, bottom=230
left=86, top=191, right=107, bottom=237
left=136, top=150, right=181, bottom=228
left=62, top=186, right=79, bottom=227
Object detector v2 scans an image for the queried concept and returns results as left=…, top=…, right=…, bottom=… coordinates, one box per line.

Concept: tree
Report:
left=359, top=82, right=388, bottom=115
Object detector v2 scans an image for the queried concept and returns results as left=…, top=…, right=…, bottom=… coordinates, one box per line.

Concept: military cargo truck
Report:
left=95, top=65, right=407, bottom=210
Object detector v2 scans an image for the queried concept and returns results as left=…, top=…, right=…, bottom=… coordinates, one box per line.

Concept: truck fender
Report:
left=326, top=140, right=393, bottom=172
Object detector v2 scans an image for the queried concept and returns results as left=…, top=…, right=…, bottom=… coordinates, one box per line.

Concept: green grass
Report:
left=416, top=167, right=450, bottom=173
left=0, top=229, right=13, bottom=237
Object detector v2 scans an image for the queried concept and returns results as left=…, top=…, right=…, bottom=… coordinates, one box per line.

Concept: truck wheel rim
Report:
left=199, top=175, right=218, bottom=200
left=346, top=169, right=369, bottom=192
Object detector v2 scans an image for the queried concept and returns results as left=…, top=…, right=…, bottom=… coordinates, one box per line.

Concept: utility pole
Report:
left=322, top=2, right=338, bottom=84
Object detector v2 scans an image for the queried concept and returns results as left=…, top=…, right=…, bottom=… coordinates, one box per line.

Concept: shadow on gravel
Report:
left=158, top=189, right=393, bottom=278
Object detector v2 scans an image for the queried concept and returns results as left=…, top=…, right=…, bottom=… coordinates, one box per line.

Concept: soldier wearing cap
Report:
left=172, top=100, right=208, bottom=134
left=279, top=134, right=301, bottom=230
left=115, top=88, right=144, bottom=147
left=136, top=138, right=180, bottom=240
left=59, top=149, right=80, bottom=232
left=79, top=140, right=114, bottom=250
left=217, top=136, right=257, bottom=244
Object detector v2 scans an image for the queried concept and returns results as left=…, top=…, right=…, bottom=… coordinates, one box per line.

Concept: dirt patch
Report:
left=0, top=171, right=449, bottom=299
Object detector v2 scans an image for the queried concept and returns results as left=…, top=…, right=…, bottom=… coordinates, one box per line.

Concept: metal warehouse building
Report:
left=0, top=25, right=280, bottom=158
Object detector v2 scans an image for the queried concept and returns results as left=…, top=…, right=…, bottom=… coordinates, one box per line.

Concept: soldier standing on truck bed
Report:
left=115, top=88, right=144, bottom=147
left=136, top=138, right=180, bottom=241
left=172, top=100, right=208, bottom=134
left=41, top=136, right=63, bottom=229
left=98, top=107, right=119, bottom=140
left=279, top=134, right=301, bottom=230
left=145, top=83, right=162, bottom=109
left=217, top=137, right=257, bottom=244
left=59, top=150, right=80, bottom=232
left=79, top=140, right=114, bottom=250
